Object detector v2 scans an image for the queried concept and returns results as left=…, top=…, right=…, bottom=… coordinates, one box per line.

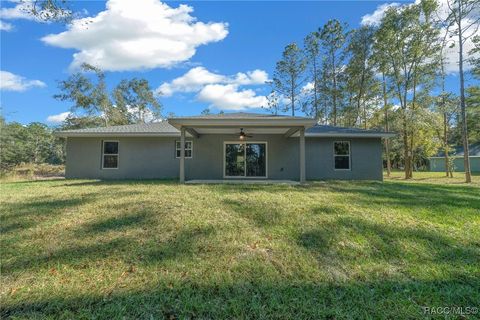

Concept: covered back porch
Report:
left=168, top=114, right=316, bottom=184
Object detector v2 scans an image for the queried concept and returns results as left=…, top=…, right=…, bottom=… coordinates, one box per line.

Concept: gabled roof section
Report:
left=170, top=112, right=310, bottom=120
left=168, top=112, right=316, bottom=129
left=305, top=124, right=395, bottom=138
left=54, top=121, right=180, bottom=137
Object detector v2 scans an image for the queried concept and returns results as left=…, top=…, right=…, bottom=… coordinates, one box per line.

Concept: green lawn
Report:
left=1, top=173, right=479, bottom=319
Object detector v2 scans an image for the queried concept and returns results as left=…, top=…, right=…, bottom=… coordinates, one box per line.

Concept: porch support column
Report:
left=299, top=127, right=306, bottom=183
left=180, top=126, right=185, bottom=183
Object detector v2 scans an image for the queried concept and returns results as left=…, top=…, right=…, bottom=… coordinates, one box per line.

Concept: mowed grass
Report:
left=1, top=173, right=479, bottom=319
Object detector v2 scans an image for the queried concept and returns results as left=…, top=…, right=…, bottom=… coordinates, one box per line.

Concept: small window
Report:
left=102, top=141, right=119, bottom=169
left=334, top=141, right=350, bottom=170
left=175, top=141, right=193, bottom=158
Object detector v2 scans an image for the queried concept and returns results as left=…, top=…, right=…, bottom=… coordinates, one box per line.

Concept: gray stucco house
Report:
left=56, top=112, right=394, bottom=182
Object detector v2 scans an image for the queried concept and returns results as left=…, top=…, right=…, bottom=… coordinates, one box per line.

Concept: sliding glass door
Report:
left=225, top=142, right=267, bottom=178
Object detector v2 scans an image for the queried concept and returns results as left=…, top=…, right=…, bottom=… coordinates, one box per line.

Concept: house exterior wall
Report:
left=429, top=156, right=480, bottom=172
left=65, top=135, right=383, bottom=180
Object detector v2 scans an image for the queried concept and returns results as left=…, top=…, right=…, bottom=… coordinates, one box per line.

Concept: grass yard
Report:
left=1, top=173, right=479, bottom=319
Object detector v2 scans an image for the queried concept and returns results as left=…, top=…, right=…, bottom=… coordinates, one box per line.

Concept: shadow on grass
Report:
left=223, top=198, right=283, bottom=227
left=1, top=278, right=479, bottom=319
left=0, top=197, right=88, bottom=235
left=80, top=212, right=149, bottom=234
left=298, top=217, right=480, bottom=266
left=2, top=226, right=216, bottom=274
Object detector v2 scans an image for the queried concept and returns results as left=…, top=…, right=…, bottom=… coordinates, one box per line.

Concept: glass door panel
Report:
left=246, top=143, right=266, bottom=177
left=225, top=143, right=245, bottom=177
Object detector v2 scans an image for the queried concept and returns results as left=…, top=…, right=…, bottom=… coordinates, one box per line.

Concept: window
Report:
left=102, top=141, right=119, bottom=169
left=334, top=141, right=350, bottom=170
left=176, top=141, right=193, bottom=158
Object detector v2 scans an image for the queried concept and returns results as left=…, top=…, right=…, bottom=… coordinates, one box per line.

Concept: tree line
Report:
left=269, top=0, right=479, bottom=182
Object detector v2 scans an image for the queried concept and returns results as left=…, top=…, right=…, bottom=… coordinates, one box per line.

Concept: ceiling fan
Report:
left=239, top=128, right=253, bottom=140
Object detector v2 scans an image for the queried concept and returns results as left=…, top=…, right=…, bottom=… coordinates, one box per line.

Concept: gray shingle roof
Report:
left=55, top=114, right=394, bottom=138
left=169, top=112, right=310, bottom=120
left=56, top=121, right=179, bottom=136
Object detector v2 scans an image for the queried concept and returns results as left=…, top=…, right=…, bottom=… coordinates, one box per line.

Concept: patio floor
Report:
left=185, top=180, right=300, bottom=185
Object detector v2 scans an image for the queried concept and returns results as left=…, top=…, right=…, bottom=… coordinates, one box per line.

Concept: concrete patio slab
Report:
left=185, top=180, right=300, bottom=185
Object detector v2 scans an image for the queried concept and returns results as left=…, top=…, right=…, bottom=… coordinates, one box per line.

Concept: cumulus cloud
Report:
left=0, top=70, right=46, bottom=91
left=158, top=67, right=226, bottom=97
left=0, top=20, right=13, bottom=31
left=157, top=66, right=269, bottom=110
left=157, top=67, right=268, bottom=97
left=361, top=2, right=401, bottom=26
left=41, top=0, right=228, bottom=71
left=46, top=111, right=71, bottom=123
left=198, top=84, right=267, bottom=111
left=0, top=1, right=38, bottom=21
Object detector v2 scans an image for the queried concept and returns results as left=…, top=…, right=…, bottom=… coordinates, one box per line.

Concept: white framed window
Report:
left=334, top=141, right=350, bottom=170
left=175, top=141, right=193, bottom=158
left=102, top=141, right=119, bottom=169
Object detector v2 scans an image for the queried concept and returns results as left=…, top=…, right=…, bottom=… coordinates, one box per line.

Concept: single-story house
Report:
left=56, top=112, right=395, bottom=182
left=429, top=142, right=480, bottom=172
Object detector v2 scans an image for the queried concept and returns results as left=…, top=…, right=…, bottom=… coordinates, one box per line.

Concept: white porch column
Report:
left=299, top=127, right=306, bottom=183
left=180, top=127, right=185, bottom=183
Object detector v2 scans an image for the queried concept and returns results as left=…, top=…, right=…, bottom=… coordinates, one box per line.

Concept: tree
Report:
left=345, top=25, right=380, bottom=129
left=435, top=92, right=458, bottom=177
left=113, top=78, right=162, bottom=123
left=54, top=63, right=114, bottom=126
left=0, top=119, right=65, bottom=170
left=263, top=90, right=281, bottom=115
left=318, top=19, right=349, bottom=126
left=24, top=0, right=72, bottom=22
left=303, top=32, right=322, bottom=120
left=272, top=43, right=306, bottom=116
left=443, top=0, right=480, bottom=183
left=374, top=0, right=440, bottom=179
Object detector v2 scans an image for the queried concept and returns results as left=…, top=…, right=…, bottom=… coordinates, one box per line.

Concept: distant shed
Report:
left=429, top=143, right=480, bottom=172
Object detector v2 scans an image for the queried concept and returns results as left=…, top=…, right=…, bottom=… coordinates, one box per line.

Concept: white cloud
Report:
left=41, top=0, right=228, bottom=71
left=0, top=1, right=38, bottom=21
left=157, top=66, right=269, bottom=110
left=198, top=84, right=267, bottom=111
left=157, top=67, right=268, bottom=97
left=231, top=70, right=269, bottom=85
left=0, top=70, right=46, bottom=91
left=361, top=2, right=400, bottom=26
left=46, top=111, right=71, bottom=123
left=0, top=20, right=13, bottom=31
left=158, top=67, right=226, bottom=97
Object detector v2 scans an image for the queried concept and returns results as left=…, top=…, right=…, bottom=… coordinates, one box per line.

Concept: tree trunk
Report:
left=313, top=60, right=319, bottom=121
left=382, top=73, right=391, bottom=177
left=332, top=51, right=337, bottom=126
left=402, top=110, right=410, bottom=179
left=443, top=112, right=451, bottom=177
left=457, top=2, right=472, bottom=183
left=291, top=75, right=295, bottom=116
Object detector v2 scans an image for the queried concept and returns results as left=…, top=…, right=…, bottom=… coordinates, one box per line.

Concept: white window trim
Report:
left=102, top=140, right=119, bottom=170
left=333, top=140, right=351, bottom=171
left=175, top=140, right=193, bottom=159
left=223, top=141, right=268, bottom=179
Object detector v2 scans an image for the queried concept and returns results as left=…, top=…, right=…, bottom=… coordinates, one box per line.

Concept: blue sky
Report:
left=0, top=0, right=473, bottom=125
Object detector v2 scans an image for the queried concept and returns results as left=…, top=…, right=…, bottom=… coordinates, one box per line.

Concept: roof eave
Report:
left=305, top=133, right=396, bottom=138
